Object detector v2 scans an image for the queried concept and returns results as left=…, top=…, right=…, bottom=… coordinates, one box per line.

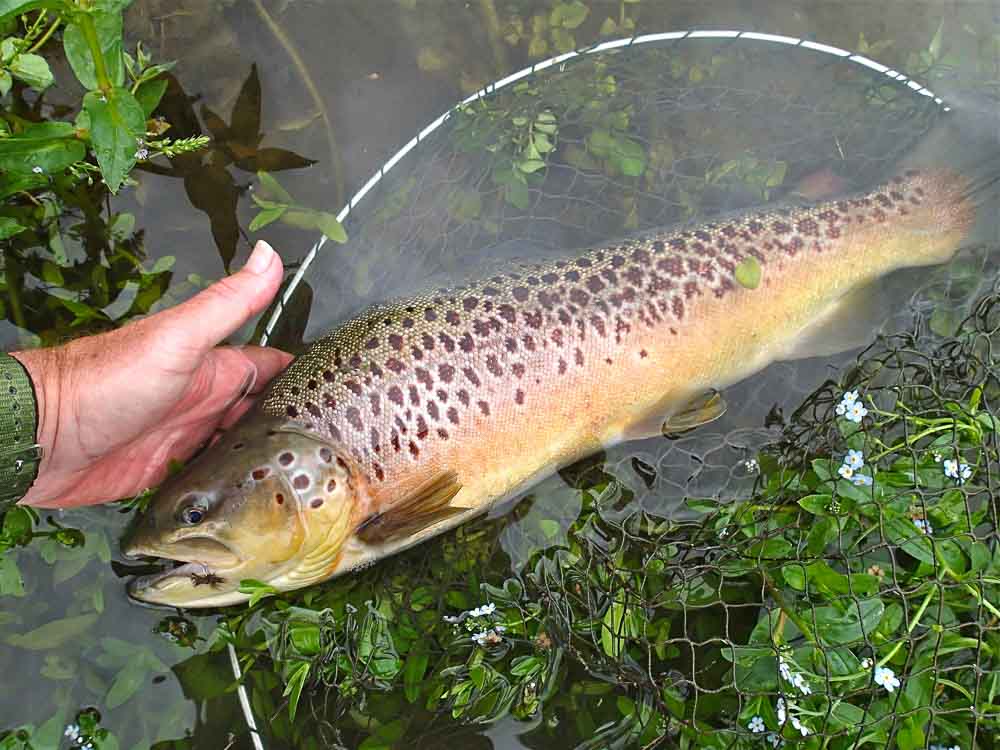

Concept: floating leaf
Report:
left=735, top=257, right=762, bottom=289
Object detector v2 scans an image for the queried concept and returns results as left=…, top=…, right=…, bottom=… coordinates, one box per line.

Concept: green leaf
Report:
left=814, top=598, right=884, bottom=646
left=257, top=170, right=294, bottom=202
left=735, top=257, right=762, bottom=289
left=1, top=39, right=53, bottom=89
left=283, top=661, right=309, bottom=722
left=316, top=211, right=347, bottom=243
left=798, top=494, right=833, bottom=515
left=0, top=555, right=24, bottom=597
left=134, top=77, right=167, bottom=117
left=0, top=0, right=69, bottom=20
left=0, top=69, right=10, bottom=96
left=5, top=613, right=98, bottom=649
left=249, top=205, right=286, bottom=231
left=63, top=10, right=124, bottom=90
left=403, top=646, right=428, bottom=703
left=518, top=158, right=546, bottom=174
left=0, top=121, right=85, bottom=174
left=550, top=0, right=589, bottom=29
left=0, top=216, right=26, bottom=239
left=84, top=86, right=145, bottom=192
left=239, top=578, right=278, bottom=607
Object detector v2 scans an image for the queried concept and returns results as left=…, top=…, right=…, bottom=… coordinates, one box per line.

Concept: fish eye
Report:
left=181, top=506, right=206, bottom=525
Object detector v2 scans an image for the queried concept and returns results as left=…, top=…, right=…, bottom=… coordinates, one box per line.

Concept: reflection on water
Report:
left=1, top=1, right=999, bottom=748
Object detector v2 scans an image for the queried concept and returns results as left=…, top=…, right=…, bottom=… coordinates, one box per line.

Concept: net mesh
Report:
left=229, top=37, right=1000, bottom=749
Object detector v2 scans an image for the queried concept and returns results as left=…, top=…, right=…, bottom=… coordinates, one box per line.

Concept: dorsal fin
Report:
left=355, top=471, right=464, bottom=544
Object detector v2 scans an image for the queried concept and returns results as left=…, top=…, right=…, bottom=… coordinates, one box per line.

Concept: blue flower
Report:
left=845, top=401, right=868, bottom=423
left=844, top=449, right=865, bottom=470
left=748, top=715, right=765, bottom=733
left=852, top=473, right=873, bottom=487
left=874, top=665, right=901, bottom=692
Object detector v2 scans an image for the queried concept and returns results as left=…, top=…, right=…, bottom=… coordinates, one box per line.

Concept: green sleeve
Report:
left=0, top=353, right=42, bottom=512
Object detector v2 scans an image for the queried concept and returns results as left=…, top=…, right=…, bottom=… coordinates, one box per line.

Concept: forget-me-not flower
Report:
left=852, top=473, right=874, bottom=487
left=64, top=725, right=80, bottom=741
left=748, top=716, right=765, bottom=733
left=838, top=463, right=855, bottom=480
left=874, top=665, right=901, bottom=692
left=913, top=518, right=934, bottom=536
left=844, top=449, right=865, bottom=470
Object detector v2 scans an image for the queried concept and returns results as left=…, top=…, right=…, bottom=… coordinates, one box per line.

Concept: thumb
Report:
left=160, top=241, right=284, bottom=354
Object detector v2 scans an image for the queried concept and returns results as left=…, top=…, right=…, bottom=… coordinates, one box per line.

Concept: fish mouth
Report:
left=124, top=537, right=248, bottom=607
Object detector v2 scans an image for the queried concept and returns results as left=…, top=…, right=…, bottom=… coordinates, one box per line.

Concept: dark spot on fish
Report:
left=286, top=405, right=299, bottom=418
left=512, top=287, right=530, bottom=302
left=293, top=474, right=311, bottom=490
left=576, top=258, right=592, bottom=268
left=458, top=389, right=470, bottom=406
left=311, top=498, right=324, bottom=509
left=558, top=358, right=567, bottom=375
left=477, top=400, right=490, bottom=416
left=279, top=452, right=295, bottom=466
left=424, top=308, right=437, bottom=322
left=386, top=358, right=405, bottom=373
left=415, top=415, right=429, bottom=438
left=447, top=406, right=460, bottom=425
left=483, top=286, right=500, bottom=296
left=323, top=370, right=335, bottom=382
left=438, top=333, right=456, bottom=352
left=408, top=386, right=420, bottom=406
left=388, top=333, right=404, bottom=351
left=327, top=479, right=337, bottom=492
left=275, top=493, right=284, bottom=504
left=374, top=464, right=385, bottom=481
left=388, top=386, right=404, bottom=406
left=462, top=367, right=481, bottom=386
left=305, top=402, right=321, bottom=418
left=408, top=441, right=420, bottom=458
left=427, top=401, right=440, bottom=421
left=445, top=310, right=461, bottom=326
left=672, top=296, right=684, bottom=320
left=574, top=348, right=584, bottom=366
left=369, top=393, right=381, bottom=416
left=346, top=407, right=363, bottom=431
left=390, top=431, right=401, bottom=452
left=515, top=389, right=525, bottom=405
left=459, top=334, right=475, bottom=352
left=402, top=317, right=414, bottom=329
left=345, top=380, right=362, bottom=396
left=564, top=270, right=580, bottom=283
left=252, top=467, right=271, bottom=480
left=463, top=297, right=479, bottom=311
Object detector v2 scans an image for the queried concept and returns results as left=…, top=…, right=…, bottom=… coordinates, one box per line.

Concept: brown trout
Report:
left=123, top=164, right=977, bottom=607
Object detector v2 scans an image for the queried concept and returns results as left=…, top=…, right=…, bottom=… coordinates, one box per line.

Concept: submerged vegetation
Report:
left=1, top=1, right=999, bottom=748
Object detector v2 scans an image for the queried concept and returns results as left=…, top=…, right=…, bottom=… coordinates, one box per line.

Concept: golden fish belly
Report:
left=262, top=168, right=974, bottom=572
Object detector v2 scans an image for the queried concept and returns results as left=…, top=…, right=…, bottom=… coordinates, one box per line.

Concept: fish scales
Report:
left=260, top=169, right=971, bottom=527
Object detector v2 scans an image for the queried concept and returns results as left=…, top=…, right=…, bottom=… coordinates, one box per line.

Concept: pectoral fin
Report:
left=785, top=281, right=886, bottom=361
left=662, top=390, right=728, bottom=436
left=355, top=471, right=464, bottom=544
left=622, top=390, right=728, bottom=440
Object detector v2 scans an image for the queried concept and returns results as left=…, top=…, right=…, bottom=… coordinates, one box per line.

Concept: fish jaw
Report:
left=122, top=413, right=365, bottom=608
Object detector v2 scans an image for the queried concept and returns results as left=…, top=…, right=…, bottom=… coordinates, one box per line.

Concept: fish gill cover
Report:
left=209, top=36, right=1000, bottom=749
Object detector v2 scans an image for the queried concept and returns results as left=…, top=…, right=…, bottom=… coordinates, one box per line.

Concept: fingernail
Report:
left=244, top=240, right=275, bottom=275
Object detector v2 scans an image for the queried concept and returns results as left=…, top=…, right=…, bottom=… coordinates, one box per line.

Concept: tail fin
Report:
left=899, top=90, right=1000, bottom=243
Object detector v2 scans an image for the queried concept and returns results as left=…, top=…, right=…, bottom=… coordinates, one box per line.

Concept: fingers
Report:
left=239, top=345, right=294, bottom=393
left=157, top=241, right=284, bottom=355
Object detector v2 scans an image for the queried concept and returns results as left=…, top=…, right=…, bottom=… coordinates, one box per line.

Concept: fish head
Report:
left=123, top=414, right=363, bottom=607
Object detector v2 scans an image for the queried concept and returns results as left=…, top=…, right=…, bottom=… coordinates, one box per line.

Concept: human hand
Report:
left=13, top=240, right=293, bottom=508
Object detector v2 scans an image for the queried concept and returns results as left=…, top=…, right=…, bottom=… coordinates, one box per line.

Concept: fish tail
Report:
left=898, top=93, right=1000, bottom=242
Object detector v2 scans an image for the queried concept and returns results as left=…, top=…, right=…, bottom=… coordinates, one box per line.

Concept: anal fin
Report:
left=622, top=390, right=728, bottom=441
left=355, top=471, right=464, bottom=544
left=785, top=280, right=887, bottom=361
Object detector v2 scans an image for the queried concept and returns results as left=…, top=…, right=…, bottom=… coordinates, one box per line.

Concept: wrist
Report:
left=10, top=347, right=64, bottom=506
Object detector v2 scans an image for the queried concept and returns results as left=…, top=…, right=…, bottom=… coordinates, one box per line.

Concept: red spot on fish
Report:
left=279, top=452, right=294, bottom=466
left=374, top=464, right=385, bottom=482
left=446, top=310, right=460, bottom=326
left=386, top=358, right=405, bottom=373
left=388, top=386, right=403, bottom=406
left=275, top=493, right=284, bottom=505
left=477, top=401, right=490, bottom=416
left=326, top=479, right=337, bottom=492
left=311, top=498, right=324, bottom=508
left=640, top=349, right=648, bottom=358
left=252, top=467, right=270, bottom=480
left=515, top=389, right=525, bottom=405
left=511, top=362, right=525, bottom=378
left=408, top=441, right=420, bottom=458
left=293, top=474, right=310, bottom=490
left=684, top=281, right=700, bottom=299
